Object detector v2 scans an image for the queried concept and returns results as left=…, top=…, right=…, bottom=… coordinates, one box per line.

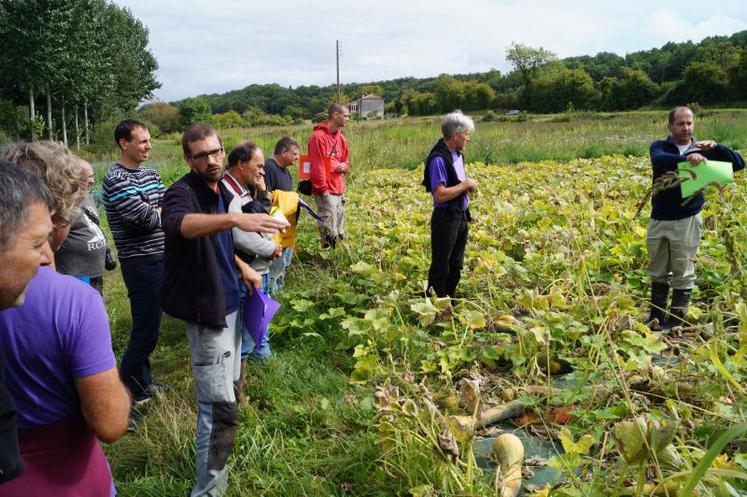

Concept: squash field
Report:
left=274, top=155, right=747, bottom=496
left=102, top=116, right=747, bottom=496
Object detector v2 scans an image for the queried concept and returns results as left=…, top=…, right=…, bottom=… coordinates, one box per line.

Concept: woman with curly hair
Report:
left=0, top=141, right=88, bottom=255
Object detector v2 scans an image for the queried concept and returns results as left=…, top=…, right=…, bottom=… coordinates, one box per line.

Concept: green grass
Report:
left=101, top=226, right=388, bottom=495
left=107, top=341, right=383, bottom=496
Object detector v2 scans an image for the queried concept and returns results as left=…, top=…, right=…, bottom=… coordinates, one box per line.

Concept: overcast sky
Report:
left=113, top=0, right=747, bottom=102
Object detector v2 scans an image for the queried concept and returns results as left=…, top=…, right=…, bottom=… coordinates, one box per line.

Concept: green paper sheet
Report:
left=678, top=160, right=734, bottom=198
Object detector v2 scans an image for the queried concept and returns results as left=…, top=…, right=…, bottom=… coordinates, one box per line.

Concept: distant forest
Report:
left=146, top=30, right=747, bottom=129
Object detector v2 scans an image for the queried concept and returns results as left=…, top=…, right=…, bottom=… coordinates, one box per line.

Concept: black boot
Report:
left=661, top=288, right=692, bottom=330
left=647, top=282, right=670, bottom=329
left=321, top=234, right=337, bottom=249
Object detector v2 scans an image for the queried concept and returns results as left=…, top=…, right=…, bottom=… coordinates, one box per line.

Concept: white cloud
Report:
left=649, top=8, right=747, bottom=44
left=112, top=0, right=747, bottom=101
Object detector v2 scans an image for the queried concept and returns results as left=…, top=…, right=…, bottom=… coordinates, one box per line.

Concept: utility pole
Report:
left=336, top=40, right=341, bottom=102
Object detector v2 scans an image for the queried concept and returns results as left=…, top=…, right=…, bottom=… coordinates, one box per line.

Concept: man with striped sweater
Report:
left=103, top=119, right=166, bottom=405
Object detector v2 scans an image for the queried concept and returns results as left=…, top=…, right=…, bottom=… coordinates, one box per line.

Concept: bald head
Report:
left=327, top=102, right=350, bottom=133
left=668, top=106, right=692, bottom=125
left=667, top=106, right=695, bottom=146
left=328, top=102, right=347, bottom=118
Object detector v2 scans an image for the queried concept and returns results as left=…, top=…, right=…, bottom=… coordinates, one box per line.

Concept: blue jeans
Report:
left=268, top=247, right=293, bottom=294
left=185, top=311, right=240, bottom=497
left=239, top=274, right=271, bottom=360
left=120, top=259, right=163, bottom=398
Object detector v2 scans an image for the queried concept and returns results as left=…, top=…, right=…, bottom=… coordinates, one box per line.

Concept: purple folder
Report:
left=243, top=288, right=281, bottom=346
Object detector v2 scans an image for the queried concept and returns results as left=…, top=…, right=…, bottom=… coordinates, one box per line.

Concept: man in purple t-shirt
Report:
left=0, top=268, right=129, bottom=496
left=422, top=111, right=477, bottom=298
left=0, top=161, right=54, bottom=485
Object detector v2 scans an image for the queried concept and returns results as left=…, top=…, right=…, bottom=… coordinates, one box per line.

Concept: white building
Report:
left=347, top=94, right=385, bottom=119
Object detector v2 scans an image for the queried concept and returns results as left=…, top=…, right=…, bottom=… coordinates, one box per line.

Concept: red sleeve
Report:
left=308, top=133, right=328, bottom=192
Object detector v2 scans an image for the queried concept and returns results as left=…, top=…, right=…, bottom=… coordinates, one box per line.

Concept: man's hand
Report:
left=271, top=243, right=283, bottom=259
left=255, top=176, right=266, bottom=191
left=434, top=177, right=478, bottom=203
left=235, top=213, right=289, bottom=233
left=235, top=256, right=261, bottom=294
left=335, top=162, right=350, bottom=174
left=686, top=153, right=707, bottom=166
left=695, top=140, right=717, bottom=151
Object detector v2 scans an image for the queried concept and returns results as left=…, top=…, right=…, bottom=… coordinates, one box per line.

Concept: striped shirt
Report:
left=102, top=163, right=165, bottom=262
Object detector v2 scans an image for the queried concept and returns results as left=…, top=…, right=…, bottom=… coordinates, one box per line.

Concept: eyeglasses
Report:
left=190, top=147, right=224, bottom=160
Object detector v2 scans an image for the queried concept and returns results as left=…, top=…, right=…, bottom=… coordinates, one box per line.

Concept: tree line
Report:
left=154, top=29, right=747, bottom=126
left=0, top=0, right=159, bottom=146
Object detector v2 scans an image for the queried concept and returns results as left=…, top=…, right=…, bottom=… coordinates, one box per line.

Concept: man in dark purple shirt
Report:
left=422, top=111, right=477, bottom=298
left=264, top=136, right=299, bottom=193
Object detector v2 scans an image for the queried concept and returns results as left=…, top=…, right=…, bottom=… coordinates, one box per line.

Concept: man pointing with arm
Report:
left=159, top=123, right=287, bottom=497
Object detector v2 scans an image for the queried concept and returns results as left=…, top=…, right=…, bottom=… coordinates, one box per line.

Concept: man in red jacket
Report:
left=308, top=102, right=350, bottom=248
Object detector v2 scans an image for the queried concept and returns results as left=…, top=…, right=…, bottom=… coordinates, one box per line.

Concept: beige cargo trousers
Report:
left=646, top=213, right=702, bottom=289
left=314, top=192, right=345, bottom=242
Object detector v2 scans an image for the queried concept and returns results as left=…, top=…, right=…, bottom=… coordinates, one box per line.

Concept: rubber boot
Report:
left=646, top=282, right=670, bottom=330
left=661, top=288, right=692, bottom=330
left=323, top=234, right=337, bottom=249
left=235, top=358, right=248, bottom=407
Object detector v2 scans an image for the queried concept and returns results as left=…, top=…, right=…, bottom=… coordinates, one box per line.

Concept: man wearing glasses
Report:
left=159, top=123, right=288, bottom=497
left=103, top=119, right=167, bottom=407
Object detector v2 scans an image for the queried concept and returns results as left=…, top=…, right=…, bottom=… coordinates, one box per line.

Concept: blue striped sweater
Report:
left=103, top=163, right=165, bottom=263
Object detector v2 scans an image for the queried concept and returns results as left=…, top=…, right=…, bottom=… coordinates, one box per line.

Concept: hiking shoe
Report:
left=133, top=382, right=170, bottom=405
left=146, top=382, right=170, bottom=396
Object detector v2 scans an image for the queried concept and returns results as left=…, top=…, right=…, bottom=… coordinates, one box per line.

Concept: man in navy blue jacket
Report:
left=159, top=123, right=288, bottom=497
left=647, top=106, right=744, bottom=329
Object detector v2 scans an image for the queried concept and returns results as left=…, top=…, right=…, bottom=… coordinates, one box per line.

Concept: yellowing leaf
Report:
left=558, top=427, right=594, bottom=455
left=410, top=301, right=437, bottom=327
left=458, top=309, right=486, bottom=330
left=350, top=261, right=376, bottom=277
left=612, top=417, right=648, bottom=464
left=528, top=484, right=552, bottom=497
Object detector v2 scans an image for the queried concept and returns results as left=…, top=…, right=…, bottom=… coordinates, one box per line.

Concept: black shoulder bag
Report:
left=83, top=207, right=117, bottom=271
